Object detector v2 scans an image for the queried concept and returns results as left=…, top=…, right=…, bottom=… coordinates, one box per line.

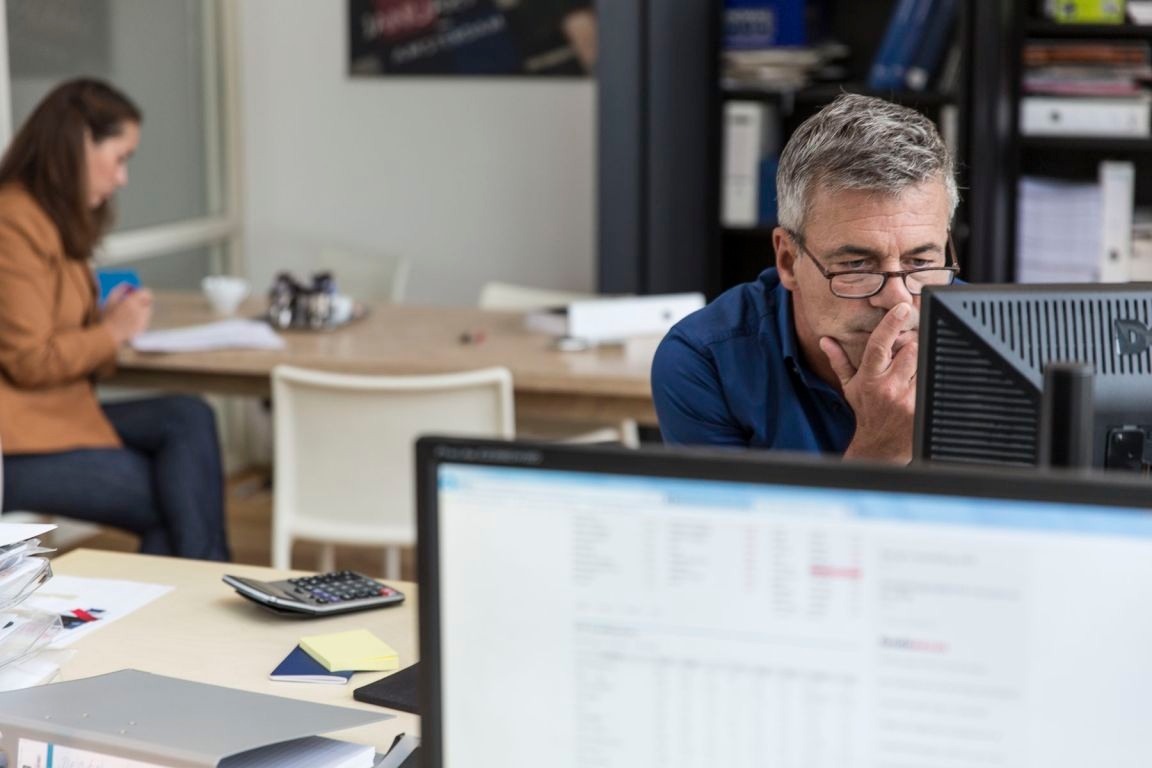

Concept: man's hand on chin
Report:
left=820, top=302, right=919, bottom=464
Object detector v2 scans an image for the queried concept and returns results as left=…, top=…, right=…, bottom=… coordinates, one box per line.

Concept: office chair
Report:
left=477, top=281, right=599, bottom=311
left=478, top=281, right=640, bottom=448
left=318, top=247, right=411, bottom=304
left=270, top=364, right=514, bottom=579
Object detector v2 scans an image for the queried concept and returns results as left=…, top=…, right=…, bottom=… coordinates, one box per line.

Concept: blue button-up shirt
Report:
left=651, top=268, right=855, bottom=453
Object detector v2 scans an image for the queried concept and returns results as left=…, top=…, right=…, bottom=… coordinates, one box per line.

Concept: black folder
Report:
left=354, top=662, right=420, bottom=714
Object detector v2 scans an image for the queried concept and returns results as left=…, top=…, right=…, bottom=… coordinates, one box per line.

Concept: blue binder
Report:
left=868, top=0, right=933, bottom=91
left=905, top=0, right=959, bottom=91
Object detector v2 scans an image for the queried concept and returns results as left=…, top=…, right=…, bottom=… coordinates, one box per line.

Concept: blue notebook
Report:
left=269, top=645, right=355, bottom=684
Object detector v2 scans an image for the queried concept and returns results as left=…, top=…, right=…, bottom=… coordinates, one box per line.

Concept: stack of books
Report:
left=723, top=44, right=848, bottom=92
left=721, top=0, right=846, bottom=91
left=0, top=523, right=69, bottom=690
left=1021, top=40, right=1152, bottom=137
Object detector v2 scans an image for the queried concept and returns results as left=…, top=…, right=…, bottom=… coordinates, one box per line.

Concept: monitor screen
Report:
left=417, top=438, right=1152, bottom=768
left=914, top=282, right=1152, bottom=470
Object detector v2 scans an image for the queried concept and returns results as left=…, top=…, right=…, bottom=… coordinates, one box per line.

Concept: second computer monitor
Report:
left=417, top=437, right=1152, bottom=768
left=914, top=282, right=1152, bottom=470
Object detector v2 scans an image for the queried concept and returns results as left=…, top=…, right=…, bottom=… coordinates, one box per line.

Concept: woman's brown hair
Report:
left=0, top=78, right=142, bottom=260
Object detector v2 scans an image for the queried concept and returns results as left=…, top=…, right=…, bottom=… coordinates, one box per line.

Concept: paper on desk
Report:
left=299, top=629, right=399, bottom=672
left=22, top=575, right=173, bottom=648
left=0, top=523, right=56, bottom=548
left=131, top=319, right=285, bottom=353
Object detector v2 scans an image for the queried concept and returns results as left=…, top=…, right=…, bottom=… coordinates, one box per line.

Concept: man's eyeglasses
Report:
left=786, top=229, right=960, bottom=299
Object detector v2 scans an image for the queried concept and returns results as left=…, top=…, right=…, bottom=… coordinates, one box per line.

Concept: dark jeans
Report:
left=2, top=395, right=230, bottom=561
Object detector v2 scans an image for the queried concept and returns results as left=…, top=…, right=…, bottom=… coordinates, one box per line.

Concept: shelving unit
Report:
left=595, top=0, right=1010, bottom=297
left=715, top=0, right=971, bottom=294
left=998, top=3, right=1152, bottom=281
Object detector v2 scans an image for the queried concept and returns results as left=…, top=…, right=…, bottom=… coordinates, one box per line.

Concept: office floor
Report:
left=58, top=468, right=418, bottom=581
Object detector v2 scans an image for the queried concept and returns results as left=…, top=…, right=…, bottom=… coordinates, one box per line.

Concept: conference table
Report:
left=50, top=549, right=416, bottom=754
left=110, top=293, right=658, bottom=428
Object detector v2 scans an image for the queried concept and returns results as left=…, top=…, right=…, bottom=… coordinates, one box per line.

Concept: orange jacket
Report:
left=0, top=185, right=121, bottom=454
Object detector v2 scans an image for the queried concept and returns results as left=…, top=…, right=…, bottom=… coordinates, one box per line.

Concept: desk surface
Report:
left=112, top=293, right=658, bottom=426
left=51, top=549, right=417, bottom=751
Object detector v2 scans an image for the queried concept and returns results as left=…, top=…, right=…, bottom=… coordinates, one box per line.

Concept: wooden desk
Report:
left=51, top=549, right=417, bottom=751
left=111, top=293, right=658, bottom=427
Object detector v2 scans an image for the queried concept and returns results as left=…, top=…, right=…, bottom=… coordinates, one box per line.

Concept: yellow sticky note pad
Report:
left=299, top=629, right=399, bottom=672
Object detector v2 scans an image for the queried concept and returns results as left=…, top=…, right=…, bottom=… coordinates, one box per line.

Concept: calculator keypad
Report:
left=287, top=571, right=399, bottom=605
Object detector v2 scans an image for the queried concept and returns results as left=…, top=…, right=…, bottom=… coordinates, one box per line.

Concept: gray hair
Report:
left=775, top=93, right=958, bottom=233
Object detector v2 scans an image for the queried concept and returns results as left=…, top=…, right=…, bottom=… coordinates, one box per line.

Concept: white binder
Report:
left=1099, top=160, right=1135, bottom=283
left=1021, top=95, right=1152, bottom=138
left=721, top=101, right=778, bottom=226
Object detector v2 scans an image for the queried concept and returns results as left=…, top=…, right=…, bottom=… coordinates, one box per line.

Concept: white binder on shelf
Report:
left=721, top=101, right=779, bottom=227
left=1132, top=209, right=1152, bottom=281
left=1098, top=160, right=1135, bottom=282
left=1021, top=95, right=1152, bottom=138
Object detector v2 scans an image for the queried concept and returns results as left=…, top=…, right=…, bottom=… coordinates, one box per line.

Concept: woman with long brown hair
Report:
left=0, top=79, right=229, bottom=560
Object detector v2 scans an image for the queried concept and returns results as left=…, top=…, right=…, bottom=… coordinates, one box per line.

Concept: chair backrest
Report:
left=271, top=365, right=514, bottom=563
left=477, top=281, right=598, bottom=311
left=318, top=247, right=411, bottom=304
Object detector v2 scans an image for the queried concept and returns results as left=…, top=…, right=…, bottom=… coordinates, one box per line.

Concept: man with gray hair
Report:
left=651, top=93, right=959, bottom=463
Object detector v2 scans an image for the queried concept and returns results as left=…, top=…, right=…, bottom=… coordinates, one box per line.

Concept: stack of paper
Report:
left=0, top=523, right=65, bottom=690
left=299, top=629, right=399, bottom=672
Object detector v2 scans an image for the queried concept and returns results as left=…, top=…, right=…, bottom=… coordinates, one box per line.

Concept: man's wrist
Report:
left=843, top=434, right=911, bottom=465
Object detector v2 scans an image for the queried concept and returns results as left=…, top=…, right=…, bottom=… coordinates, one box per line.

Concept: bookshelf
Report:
left=993, top=2, right=1152, bottom=282
left=595, top=0, right=1010, bottom=297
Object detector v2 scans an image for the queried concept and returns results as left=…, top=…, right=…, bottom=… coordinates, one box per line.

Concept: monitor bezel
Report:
left=416, top=435, right=1152, bottom=768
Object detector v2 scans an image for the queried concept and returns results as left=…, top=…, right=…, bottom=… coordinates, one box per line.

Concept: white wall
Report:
left=237, top=2, right=597, bottom=306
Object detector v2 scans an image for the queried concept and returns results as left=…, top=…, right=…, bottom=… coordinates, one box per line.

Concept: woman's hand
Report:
left=103, top=285, right=153, bottom=344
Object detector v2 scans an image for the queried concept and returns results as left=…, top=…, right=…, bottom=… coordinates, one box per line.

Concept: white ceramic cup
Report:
left=329, top=294, right=354, bottom=325
left=201, top=275, right=250, bottom=316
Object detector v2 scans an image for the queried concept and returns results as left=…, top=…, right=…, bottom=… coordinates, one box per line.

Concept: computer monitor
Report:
left=417, top=436, right=1152, bottom=768
left=915, top=282, right=1152, bottom=470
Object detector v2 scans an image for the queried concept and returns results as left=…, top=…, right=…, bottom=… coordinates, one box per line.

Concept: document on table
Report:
left=22, top=575, right=172, bottom=647
left=131, top=319, right=285, bottom=353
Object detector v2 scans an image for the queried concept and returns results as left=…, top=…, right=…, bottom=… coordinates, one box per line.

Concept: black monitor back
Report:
left=914, top=283, right=1152, bottom=469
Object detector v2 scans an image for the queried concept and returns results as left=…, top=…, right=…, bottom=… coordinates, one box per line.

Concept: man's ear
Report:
left=773, top=227, right=799, bottom=290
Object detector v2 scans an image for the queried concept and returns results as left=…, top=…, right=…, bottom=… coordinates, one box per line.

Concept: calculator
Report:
left=221, top=570, right=405, bottom=616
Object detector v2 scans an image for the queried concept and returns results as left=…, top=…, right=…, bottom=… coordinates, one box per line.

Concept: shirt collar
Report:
left=768, top=276, right=838, bottom=395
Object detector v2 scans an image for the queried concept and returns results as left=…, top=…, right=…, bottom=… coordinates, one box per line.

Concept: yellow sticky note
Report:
left=299, top=629, right=399, bottom=672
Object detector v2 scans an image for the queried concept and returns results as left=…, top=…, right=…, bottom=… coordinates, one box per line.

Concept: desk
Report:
left=111, top=293, right=658, bottom=427
left=52, top=549, right=416, bottom=752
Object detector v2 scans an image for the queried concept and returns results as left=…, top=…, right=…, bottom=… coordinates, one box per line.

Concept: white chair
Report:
left=478, top=281, right=640, bottom=448
left=271, top=364, right=514, bottom=579
left=319, top=247, right=410, bottom=304
left=477, top=281, right=599, bottom=311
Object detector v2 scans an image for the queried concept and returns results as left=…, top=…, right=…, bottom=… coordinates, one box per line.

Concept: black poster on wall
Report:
left=348, top=0, right=596, bottom=76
